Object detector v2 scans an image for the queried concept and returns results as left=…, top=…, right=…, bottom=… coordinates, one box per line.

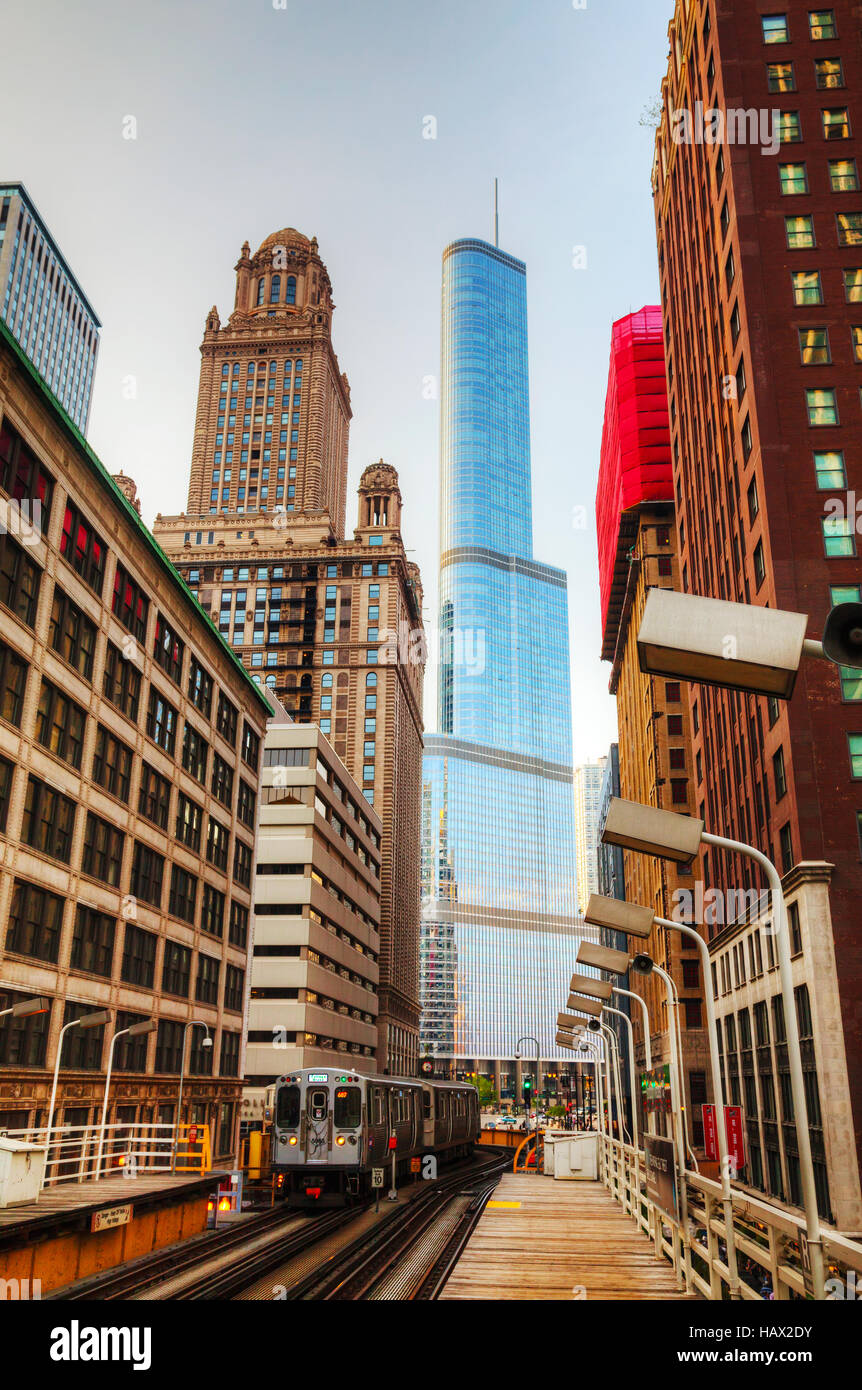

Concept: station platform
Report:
left=441, top=1173, right=692, bottom=1301
left=0, top=1172, right=224, bottom=1294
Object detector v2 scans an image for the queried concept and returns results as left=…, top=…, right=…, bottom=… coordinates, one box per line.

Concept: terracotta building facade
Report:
left=0, top=318, right=272, bottom=1160
left=652, top=0, right=862, bottom=1226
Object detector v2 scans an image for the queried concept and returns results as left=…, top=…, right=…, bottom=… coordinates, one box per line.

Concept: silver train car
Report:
left=271, top=1068, right=480, bottom=1205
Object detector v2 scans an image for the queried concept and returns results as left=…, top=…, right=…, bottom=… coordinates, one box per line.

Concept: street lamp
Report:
left=565, top=990, right=604, bottom=1017
left=96, top=1019, right=157, bottom=1177
left=635, top=587, right=862, bottom=699
left=0, top=995, right=50, bottom=1020
left=601, top=796, right=826, bottom=1300
left=515, top=1035, right=540, bottom=1164
left=568, top=970, right=613, bottom=1001
left=44, top=1010, right=112, bottom=1180
left=604, top=1004, right=639, bottom=1153
left=173, top=1021, right=213, bottom=1175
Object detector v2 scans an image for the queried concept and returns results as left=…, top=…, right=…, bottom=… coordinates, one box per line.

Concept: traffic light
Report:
left=523, top=1077, right=533, bottom=1107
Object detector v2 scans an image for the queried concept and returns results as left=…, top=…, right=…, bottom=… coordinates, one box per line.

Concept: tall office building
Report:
left=573, top=759, right=607, bottom=914
left=596, top=307, right=709, bottom=1146
left=154, top=230, right=425, bottom=1075
left=652, top=0, right=862, bottom=1225
left=420, top=237, right=582, bottom=1088
left=0, top=185, right=100, bottom=434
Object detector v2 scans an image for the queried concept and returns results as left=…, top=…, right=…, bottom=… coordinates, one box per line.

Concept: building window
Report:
left=21, top=776, right=75, bottom=862
left=815, top=56, right=843, bottom=89
left=155, top=1019, right=184, bottom=1073
left=823, top=107, right=851, bottom=139
left=809, top=9, right=836, bottom=40
left=779, top=162, right=807, bottom=195
left=224, top=965, right=245, bottom=1013
left=839, top=665, right=862, bottom=700
left=767, top=61, right=795, bottom=92
left=60, top=502, right=106, bottom=594
left=153, top=614, right=184, bottom=685
left=176, top=792, right=203, bottom=852
left=241, top=721, right=260, bottom=772
left=62, top=1002, right=105, bottom=1070
left=49, top=587, right=96, bottom=678
left=823, top=516, right=855, bottom=556
left=201, top=883, right=225, bottom=937
left=670, top=778, right=688, bottom=805
left=121, top=923, right=156, bottom=989
left=779, top=823, right=794, bottom=873
left=114, top=1011, right=149, bottom=1071
left=798, top=327, right=830, bottom=364
left=0, top=639, right=27, bottom=727
left=814, top=450, right=846, bottom=488
left=785, top=215, right=815, bottom=249
left=169, top=865, right=197, bottom=925
left=161, top=939, right=191, bottom=997
left=778, top=110, right=801, bottom=143
left=137, top=761, right=171, bottom=830
left=829, top=158, right=859, bottom=192
left=211, top=753, right=234, bottom=807
left=762, top=14, right=789, bottom=43
left=753, top=539, right=766, bottom=587
left=131, top=840, right=164, bottom=907
left=6, top=880, right=64, bottom=963
left=844, top=269, right=862, bottom=302
left=146, top=686, right=177, bottom=754
left=0, top=532, right=38, bottom=629
left=773, top=746, right=788, bottom=799
left=182, top=721, right=209, bottom=783
left=82, top=812, right=124, bottom=886
left=237, top=779, right=256, bottom=830
left=196, top=953, right=220, bottom=1006
left=791, top=271, right=822, bottom=305
left=831, top=584, right=862, bottom=605
left=36, top=679, right=86, bottom=769
left=112, top=564, right=149, bottom=642
left=103, top=641, right=141, bottom=721
left=806, top=388, right=838, bottom=424
left=0, top=420, right=54, bottom=524
left=852, top=327, right=862, bottom=362
left=92, top=724, right=133, bottom=801
left=206, top=815, right=230, bottom=872
left=220, top=1031, right=240, bottom=1076
left=216, top=691, right=238, bottom=745
left=234, top=838, right=252, bottom=888
left=837, top=212, right=862, bottom=246
left=848, top=733, right=862, bottom=777
left=70, top=905, right=115, bottom=977
left=187, top=657, right=213, bottom=716
left=229, top=900, right=249, bottom=949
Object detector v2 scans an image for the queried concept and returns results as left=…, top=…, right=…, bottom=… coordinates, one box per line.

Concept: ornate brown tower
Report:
left=185, top=229, right=352, bottom=536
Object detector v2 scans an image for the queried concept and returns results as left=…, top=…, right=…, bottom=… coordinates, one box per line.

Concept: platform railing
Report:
left=596, top=1131, right=862, bottom=1300
left=2, top=1122, right=211, bottom=1187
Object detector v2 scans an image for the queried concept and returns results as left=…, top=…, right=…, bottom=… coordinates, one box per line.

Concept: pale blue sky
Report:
left=3, top=0, right=671, bottom=763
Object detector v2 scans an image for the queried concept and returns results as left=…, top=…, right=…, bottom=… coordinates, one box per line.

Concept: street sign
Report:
left=371, top=1167, right=385, bottom=1189
left=702, top=1104, right=718, bottom=1160
left=702, top=1103, right=745, bottom=1174
left=644, top=1134, right=679, bottom=1224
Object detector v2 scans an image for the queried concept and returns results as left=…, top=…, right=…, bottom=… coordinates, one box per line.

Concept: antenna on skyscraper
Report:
left=493, top=178, right=500, bottom=248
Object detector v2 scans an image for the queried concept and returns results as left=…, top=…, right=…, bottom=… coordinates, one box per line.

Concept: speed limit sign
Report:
left=371, top=1167, right=385, bottom=1189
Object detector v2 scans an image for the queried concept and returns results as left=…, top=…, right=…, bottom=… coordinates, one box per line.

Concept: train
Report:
left=269, top=1067, right=480, bottom=1205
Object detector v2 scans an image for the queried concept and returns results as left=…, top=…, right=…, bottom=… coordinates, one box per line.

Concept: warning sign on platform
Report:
left=90, top=1204, right=133, bottom=1232
left=371, top=1167, right=385, bottom=1188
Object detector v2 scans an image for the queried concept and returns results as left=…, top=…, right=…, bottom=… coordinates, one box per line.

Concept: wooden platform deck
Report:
left=441, top=1174, right=693, bottom=1301
left=0, top=1172, right=222, bottom=1242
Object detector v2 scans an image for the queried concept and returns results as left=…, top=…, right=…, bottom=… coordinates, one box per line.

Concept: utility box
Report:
left=0, top=1135, right=48, bottom=1207
left=550, top=1132, right=599, bottom=1181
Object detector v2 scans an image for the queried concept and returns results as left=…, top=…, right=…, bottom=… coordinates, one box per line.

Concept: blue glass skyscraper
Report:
left=420, top=238, right=582, bottom=1067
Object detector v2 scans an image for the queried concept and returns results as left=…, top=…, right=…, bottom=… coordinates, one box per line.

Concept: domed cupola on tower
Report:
left=230, top=227, right=335, bottom=326
left=356, top=460, right=403, bottom=540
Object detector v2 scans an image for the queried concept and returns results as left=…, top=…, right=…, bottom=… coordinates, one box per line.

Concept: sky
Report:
left=2, top=0, right=672, bottom=766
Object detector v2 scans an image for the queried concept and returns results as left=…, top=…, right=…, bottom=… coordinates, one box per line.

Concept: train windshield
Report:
left=334, top=1086, right=361, bottom=1128
left=277, top=1085, right=301, bottom=1128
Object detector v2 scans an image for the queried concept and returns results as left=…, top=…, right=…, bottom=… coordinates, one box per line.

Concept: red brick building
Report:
left=652, top=0, right=862, bottom=1225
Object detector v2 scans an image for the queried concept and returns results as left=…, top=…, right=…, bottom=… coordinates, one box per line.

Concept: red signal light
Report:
left=388, top=1134, right=397, bottom=1151
left=305, top=1187, right=322, bottom=1199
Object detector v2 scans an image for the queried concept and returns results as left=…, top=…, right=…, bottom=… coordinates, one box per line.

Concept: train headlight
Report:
left=335, top=1135, right=346, bottom=1146
left=288, top=1136, right=298, bottom=1146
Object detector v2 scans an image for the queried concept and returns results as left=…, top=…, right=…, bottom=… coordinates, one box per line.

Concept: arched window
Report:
left=270, top=275, right=281, bottom=302
left=321, top=672, right=333, bottom=687
left=366, top=672, right=377, bottom=687
left=286, top=276, right=297, bottom=305
left=256, top=277, right=266, bottom=306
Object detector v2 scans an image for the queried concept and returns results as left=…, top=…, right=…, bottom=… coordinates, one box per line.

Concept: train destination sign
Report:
left=307, top=1073, right=329, bottom=1082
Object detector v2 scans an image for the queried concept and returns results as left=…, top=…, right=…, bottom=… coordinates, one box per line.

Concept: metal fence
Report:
left=598, top=1133, right=862, bottom=1300
left=2, top=1122, right=210, bottom=1187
